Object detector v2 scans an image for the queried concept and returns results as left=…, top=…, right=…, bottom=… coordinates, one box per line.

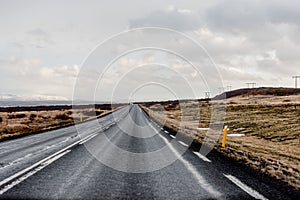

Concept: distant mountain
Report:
left=0, top=94, right=115, bottom=107
left=0, top=94, right=68, bottom=101
left=0, top=94, right=69, bottom=107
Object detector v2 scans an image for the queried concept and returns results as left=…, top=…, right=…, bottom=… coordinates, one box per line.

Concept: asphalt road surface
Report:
left=0, top=105, right=299, bottom=199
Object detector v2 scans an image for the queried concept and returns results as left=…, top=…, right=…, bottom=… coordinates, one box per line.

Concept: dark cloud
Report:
left=266, top=1, right=300, bottom=27
left=205, top=0, right=267, bottom=33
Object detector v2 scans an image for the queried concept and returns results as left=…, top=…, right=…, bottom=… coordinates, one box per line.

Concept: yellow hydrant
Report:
left=222, top=125, right=228, bottom=147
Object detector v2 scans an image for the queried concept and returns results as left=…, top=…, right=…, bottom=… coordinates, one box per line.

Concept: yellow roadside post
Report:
left=222, top=125, right=228, bottom=147
left=80, top=113, right=83, bottom=122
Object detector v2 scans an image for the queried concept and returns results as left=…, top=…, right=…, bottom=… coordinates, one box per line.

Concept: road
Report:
left=0, top=105, right=298, bottom=199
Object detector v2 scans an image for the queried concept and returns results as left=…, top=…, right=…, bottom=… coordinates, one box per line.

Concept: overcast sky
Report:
left=1, top=0, right=299, bottom=101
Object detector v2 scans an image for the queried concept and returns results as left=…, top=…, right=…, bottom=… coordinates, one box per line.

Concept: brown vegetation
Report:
left=214, top=87, right=300, bottom=100
left=0, top=104, right=123, bottom=140
left=141, top=94, right=300, bottom=189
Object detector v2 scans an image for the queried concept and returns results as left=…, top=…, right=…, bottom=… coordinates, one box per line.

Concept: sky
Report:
left=0, top=0, right=299, bottom=102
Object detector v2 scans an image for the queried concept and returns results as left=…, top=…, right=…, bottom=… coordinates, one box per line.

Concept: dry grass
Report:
left=0, top=106, right=115, bottom=140
left=141, top=95, right=300, bottom=189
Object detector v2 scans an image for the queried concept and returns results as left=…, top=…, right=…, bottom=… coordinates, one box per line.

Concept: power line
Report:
left=246, top=83, right=256, bottom=88
left=292, top=76, right=300, bottom=88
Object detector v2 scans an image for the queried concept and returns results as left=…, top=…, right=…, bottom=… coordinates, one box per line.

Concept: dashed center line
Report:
left=155, top=133, right=221, bottom=198
left=193, top=152, right=211, bottom=162
left=178, top=141, right=189, bottom=147
left=169, top=135, right=175, bottom=139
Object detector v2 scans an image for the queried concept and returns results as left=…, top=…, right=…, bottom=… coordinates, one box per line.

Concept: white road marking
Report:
left=148, top=119, right=221, bottom=197
left=178, top=141, right=189, bottom=147
left=169, top=135, right=176, bottom=139
left=224, top=174, right=268, bottom=200
left=148, top=118, right=221, bottom=197
left=193, top=152, right=211, bottom=162
left=0, top=153, right=33, bottom=169
left=164, top=130, right=169, bottom=134
left=0, top=150, right=71, bottom=195
left=156, top=134, right=221, bottom=198
left=152, top=127, right=222, bottom=198
left=227, top=134, right=245, bottom=137
left=0, top=132, right=96, bottom=191
left=79, top=133, right=98, bottom=144
left=197, top=128, right=210, bottom=131
left=44, top=137, right=71, bottom=150
left=0, top=135, right=74, bottom=170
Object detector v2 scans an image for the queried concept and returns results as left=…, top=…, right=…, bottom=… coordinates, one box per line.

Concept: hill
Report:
left=214, top=87, right=300, bottom=99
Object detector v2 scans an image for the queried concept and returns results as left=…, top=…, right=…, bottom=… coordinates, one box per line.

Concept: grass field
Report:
left=0, top=104, right=120, bottom=140
left=142, top=94, right=300, bottom=189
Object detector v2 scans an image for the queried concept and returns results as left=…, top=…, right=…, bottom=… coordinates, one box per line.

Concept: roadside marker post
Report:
left=80, top=114, right=83, bottom=122
left=222, top=126, right=228, bottom=147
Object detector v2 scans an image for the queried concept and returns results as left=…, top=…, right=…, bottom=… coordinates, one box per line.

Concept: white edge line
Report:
left=193, top=152, right=211, bottom=163
left=0, top=132, right=94, bottom=188
left=79, top=133, right=98, bottom=144
left=0, top=150, right=71, bottom=195
left=223, top=174, right=268, bottom=200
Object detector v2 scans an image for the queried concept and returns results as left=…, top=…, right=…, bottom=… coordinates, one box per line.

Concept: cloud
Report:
left=26, top=28, right=54, bottom=48
left=0, top=57, right=79, bottom=99
left=205, top=0, right=266, bottom=33
left=91, top=50, right=213, bottom=101
left=265, top=0, right=300, bottom=27
left=1, top=1, right=300, bottom=100
left=11, top=28, right=55, bottom=50
left=179, top=1, right=300, bottom=90
left=129, top=5, right=202, bottom=31
left=204, top=0, right=300, bottom=44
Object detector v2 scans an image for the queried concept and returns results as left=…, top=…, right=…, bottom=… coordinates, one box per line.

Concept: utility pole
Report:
left=246, top=83, right=256, bottom=88
left=292, top=76, right=300, bottom=88
left=218, top=87, right=225, bottom=94
left=226, top=86, right=232, bottom=91
left=204, top=92, right=210, bottom=99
